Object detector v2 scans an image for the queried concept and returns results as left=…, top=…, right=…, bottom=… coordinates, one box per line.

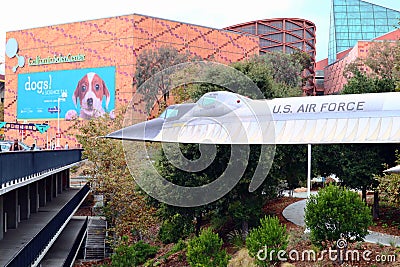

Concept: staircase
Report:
left=84, top=217, right=107, bottom=260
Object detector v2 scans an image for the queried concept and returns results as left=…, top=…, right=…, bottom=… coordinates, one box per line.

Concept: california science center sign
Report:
left=28, top=53, right=85, bottom=66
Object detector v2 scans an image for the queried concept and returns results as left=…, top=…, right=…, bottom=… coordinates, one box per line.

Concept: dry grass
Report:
left=228, top=248, right=256, bottom=267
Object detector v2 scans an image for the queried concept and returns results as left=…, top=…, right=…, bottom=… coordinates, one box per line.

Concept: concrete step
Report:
left=84, top=217, right=107, bottom=260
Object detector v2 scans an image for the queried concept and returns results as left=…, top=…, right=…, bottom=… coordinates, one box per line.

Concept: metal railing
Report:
left=5, top=183, right=90, bottom=267
left=63, top=216, right=89, bottom=267
left=0, top=149, right=82, bottom=187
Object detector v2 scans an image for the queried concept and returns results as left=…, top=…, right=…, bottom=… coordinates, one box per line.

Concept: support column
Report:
left=0, top=196, right=3, bottom=240
left=66, top=169, right=70, bottom=189
left=62, top=170, right=67, bottom=190
left=18, top=185, right=30, bottom=220
left=307, top=144, right=312, bottom=198
left=46, top=175, right=53, bottom=203
left=53, top=173, right=58, bottom=198
left=39, top=178, right=47, bottom=207
left=4, top=190, right=18, bottom=229
left=57, top=172, right=62, bottom=194
left=30, top=182, right=39, bottom=213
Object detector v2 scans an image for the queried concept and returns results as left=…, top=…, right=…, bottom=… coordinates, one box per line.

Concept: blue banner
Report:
left=17, top=66, right=116, bottom=120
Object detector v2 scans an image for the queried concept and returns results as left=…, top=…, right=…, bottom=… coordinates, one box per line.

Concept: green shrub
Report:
left=111, top=238, right=158, bottom=267
left=186, top=228, right=230, bottom=267
left=170, top=239, right=187, bottom=253
left=158, top=213, right=194, bottom=244
left=246, top=216, right=289, bottom=267
left=304, top=184, right=373, bottom=248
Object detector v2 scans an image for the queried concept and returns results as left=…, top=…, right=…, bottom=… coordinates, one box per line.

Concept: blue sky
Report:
left=1, top=0, right=400, bottom=74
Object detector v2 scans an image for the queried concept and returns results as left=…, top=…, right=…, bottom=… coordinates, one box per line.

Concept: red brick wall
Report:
left=324, top=44, right=360, bottom=94
left=4, top=14, right=259, bottom=147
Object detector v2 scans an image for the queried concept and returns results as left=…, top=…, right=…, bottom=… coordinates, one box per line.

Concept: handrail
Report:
left=0, top=149, right=83, bottom=187
left=63, top=216, right=89, bottom=267
left=5, top=183, right=90, bottom=267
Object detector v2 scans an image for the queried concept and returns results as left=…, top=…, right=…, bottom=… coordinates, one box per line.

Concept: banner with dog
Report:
left=17, top=66, right=116, bottom=120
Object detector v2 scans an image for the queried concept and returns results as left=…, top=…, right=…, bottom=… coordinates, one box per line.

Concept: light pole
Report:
left=57, top=92, right=67, bottom=148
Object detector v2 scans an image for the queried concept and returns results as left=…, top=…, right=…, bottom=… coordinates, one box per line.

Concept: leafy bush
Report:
left=304, top=184, right=373, bottom=248
left=111, top=238, right=158, bottom=267
left=158, top=213, right=194, bottom=244
left=186, top=228, right=230, bottom=267
left=246, top=216, right=289, bottom=266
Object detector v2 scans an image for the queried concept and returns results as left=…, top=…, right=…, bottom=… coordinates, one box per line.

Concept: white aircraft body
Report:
left=107, top=91, right=400, bottom=144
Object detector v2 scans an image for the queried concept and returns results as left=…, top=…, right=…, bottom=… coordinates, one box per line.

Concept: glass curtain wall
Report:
left=328, top=0, right=400, bottom=64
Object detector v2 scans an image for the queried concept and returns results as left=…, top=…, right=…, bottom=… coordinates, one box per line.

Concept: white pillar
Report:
left=307, top=144, right=312, bottom=198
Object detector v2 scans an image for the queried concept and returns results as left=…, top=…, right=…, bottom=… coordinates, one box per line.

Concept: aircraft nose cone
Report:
left=105, top=118, right=165, bottom=141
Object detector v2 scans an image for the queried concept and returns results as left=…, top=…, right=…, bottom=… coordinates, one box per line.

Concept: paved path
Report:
left=282, top=198, right=400, bottom=247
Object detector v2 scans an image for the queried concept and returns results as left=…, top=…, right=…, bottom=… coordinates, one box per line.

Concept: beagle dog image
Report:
left=68, top=72, right=111, bottom=120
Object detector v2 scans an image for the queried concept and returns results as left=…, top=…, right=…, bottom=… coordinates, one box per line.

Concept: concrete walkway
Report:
left=282, top=198, right=400, bottom=247
left=40, top=216, right=87, bottom=267
left=0, top=188, right=82, bottom=266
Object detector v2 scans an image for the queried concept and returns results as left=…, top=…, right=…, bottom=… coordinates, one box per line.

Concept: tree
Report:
left=364, top=41, right=399, bottom=80
left=111, top=237, right=159, bottom=267
left=135, top=46, right=200, bottom=113
left=186, top=228, right=230, bottom=267
left=246, top=216, right=288, bottom=267
left=75, top=109, right=158, bottom=240
left=305, top=184, right=373, bottom=248
left=257, top=52, right=304, bottom=88
left=343, top=40, right=400, bottom=91
left=342, top=69, right=396, bottom=94
left=145, top=53, right=305, bottom=240
left=314, top=58, right=399, bottom=219
left=312, top=142, right=396, bottom=221
left=268, top=145, right=307, bottom=193
left=375, top=151, right=400, bottom=207
left=396, top=39, right=400, bottom=91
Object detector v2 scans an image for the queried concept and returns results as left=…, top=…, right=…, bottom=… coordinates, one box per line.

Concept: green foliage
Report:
left=111, top=238, right=159, bottom=267
left=228, top=198, right=263, bottom=228
left=304, top=184, right=373, bottom=248
left=148, top=53, right=305, bottom=240
left=375, top=151, right=400, bottom=207
left=75, top=109, right=158, bottom=239
left=189, top=53, right=303, bottom=101
left=312, top=143, right=395, bottom=197
left=315, top=65, right=397, bottom=196
left=158, top=213, right=194, bottom=244
left=343, top=40, right=400, bottom=94
left=342, top=70, right=396, bottom=94
left=246, top=216, right=289, bottom=266
left=186, top=228, right=230, bottom=267
left=145, top=52, right=304, bottom=242
left=259, top=52, right=303, bottom=88
left=268, top=145, right=307, bottom=190
left=135, top=46, right=200, bottom=113
left=171, top=239, right=187, bottom=253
